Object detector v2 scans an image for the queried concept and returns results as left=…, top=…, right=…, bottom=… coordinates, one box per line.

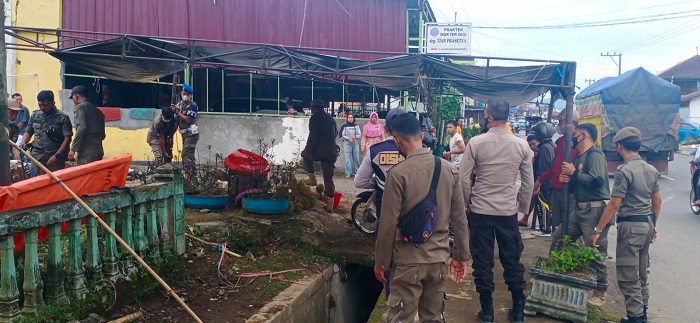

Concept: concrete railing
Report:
left=0, top=166, right=186, bottom=322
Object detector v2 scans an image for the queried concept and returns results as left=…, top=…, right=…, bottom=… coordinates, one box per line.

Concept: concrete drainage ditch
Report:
left=247, top=263, right=381, bottom=323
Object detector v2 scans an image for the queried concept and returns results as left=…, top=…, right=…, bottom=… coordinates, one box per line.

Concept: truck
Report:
left=575, top=67, right=680, bottom=175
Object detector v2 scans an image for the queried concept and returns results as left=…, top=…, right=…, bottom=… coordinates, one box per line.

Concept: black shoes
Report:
left=508, top=289, right=526, bottom=323
left=620, top=305, right=648, bottom=323
left=478, top=292, right=494, bottom=323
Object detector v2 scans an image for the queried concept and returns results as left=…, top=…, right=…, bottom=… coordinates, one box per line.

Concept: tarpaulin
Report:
left=576, top=67, right=680, bottom=153
left=0, top=154, right=132, bottom=252
left=129, top=108, right=155, bottom=120
left=224, top=149, right=270, bottom=175
left=98, top=107, right=122, bottom=122
left=49, top=36, right=568, bottom=106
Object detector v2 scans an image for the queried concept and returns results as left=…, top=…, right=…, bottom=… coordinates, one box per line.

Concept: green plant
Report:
left=247, top=139, right=299, bottom=200
left=539, top=236, right=604, bottom=274
left=183, top=145, right=227, bottom=196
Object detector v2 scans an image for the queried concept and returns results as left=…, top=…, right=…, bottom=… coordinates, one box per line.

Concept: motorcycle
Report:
left=350, top=191, right=456, bottom=251
left=351, top=191, right=377, bottom=234
left=691, top=157, right=700, bottom=215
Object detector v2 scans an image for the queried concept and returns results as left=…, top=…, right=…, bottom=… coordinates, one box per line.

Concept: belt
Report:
left=617, top=215, right=651, bottom=223
left=577, top=201, right=605, bottom=209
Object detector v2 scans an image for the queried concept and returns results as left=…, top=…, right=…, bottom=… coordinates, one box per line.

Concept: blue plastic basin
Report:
left=242, top=198, right=289, bottom=215
left=184, top=195, right=229, bottom=210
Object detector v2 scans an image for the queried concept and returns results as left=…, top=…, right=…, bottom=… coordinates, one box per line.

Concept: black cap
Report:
left=70, top=85, right=89, bottom=99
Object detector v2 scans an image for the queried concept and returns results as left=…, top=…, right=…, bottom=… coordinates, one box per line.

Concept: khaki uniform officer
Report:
left=590, top=127, right=661, bottom=323
left=22, top=90, right=73, bottom=174
left=68, top=85, right=106, bottom=165
left=172, top=84, right=199, bottom=171
left=374, top=114, right=470, bottom=323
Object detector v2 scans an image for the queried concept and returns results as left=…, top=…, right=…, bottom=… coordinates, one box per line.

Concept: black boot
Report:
left=508, top=289, right=526, bottom=323
left=620, top=316, right=646, bottom=323
left=621, top=306, right=648, bottom=323
left=477, top=292, right=494, bottom=323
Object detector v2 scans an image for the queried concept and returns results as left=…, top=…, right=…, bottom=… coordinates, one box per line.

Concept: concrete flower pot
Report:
left=525, top=256, right=597, bottom=323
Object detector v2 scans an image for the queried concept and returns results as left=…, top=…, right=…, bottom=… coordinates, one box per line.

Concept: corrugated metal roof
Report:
left=62, top=0, right=408, bottom=60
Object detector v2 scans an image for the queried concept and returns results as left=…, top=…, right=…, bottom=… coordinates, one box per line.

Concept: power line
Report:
left=613, top=18, right=700, bottom=52
left=472, top=30, right=600, bottom=65
left=538, top=0, right=698, bottom=23
left=474, top=10, right=700, bottom=30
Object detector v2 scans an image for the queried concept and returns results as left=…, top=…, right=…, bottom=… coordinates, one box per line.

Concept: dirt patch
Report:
left=105, top=205, right=371, bottom=322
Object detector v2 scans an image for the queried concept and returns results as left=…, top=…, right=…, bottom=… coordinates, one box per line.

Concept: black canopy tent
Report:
left=45, top=35, right=568, bottom=106
left=4, top=26, right=578, bottom=233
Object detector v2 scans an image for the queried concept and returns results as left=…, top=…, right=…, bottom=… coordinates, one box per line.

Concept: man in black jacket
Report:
left=301, top=100, right=338, bottom=212
left=531, top=123, right=556, bottom=236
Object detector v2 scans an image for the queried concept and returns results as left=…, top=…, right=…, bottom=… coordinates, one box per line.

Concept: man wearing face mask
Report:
left=147, top=108, right=178, bottom=167
left=534, top=110, right=579, bottom=246
left=171, top=84, right=199, bottom=171
left=560, top=123, right=611, bottom=307
left=6, top=99, right=21, bottom=160
left=460, top=99, right=534, bottom=323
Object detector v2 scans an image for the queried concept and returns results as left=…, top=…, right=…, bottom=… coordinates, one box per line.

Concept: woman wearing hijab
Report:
left=361, top=112, right=385, bottom=156
left=340, top=114, right=362, bottom=178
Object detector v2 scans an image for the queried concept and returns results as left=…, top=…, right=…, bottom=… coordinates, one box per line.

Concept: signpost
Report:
left=423, top=23, right=472, bottom=55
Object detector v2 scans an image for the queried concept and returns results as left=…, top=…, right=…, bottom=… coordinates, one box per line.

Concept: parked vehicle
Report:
left=419, top=113, right=437, bottom=149
left=691, top=158, right=700, bottom=215
left=575, top=67, right=680, bottom=175
left=351, top=191, right=376, bottom=234
left=680, top=121, right=700, bottom=142
left=511, top=121, right=521, bottom=133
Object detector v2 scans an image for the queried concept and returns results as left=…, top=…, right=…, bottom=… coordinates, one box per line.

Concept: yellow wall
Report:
left=105, top=128, right=183, bottom=161
left=11, top=0, right=63, bottom=111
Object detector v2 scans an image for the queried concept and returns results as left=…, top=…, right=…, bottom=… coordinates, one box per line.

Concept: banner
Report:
left=424, top=23, right=472, bottom=54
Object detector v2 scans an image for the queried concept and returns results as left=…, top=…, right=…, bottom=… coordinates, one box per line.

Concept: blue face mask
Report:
left=162, top=118, right=172, bottom=123
left=8, top=119, right=15, bottom=124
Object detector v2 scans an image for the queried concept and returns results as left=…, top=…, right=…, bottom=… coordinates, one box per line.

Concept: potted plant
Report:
left=183, top=146, right=229, bottom=210
left=525, top=236, right=604, bottom=323
left=239, top=139, right=323, bottom=215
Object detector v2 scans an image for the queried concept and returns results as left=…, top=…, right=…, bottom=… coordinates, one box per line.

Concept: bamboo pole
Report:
left=8, top=141, right=203, bottom=323
left=108, top=311, right=143, bottom=323
left=185, top=233, right=243, bottom=258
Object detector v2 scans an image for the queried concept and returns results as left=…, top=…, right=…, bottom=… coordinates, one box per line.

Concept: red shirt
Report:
left=537, top=136, right=578, bottom=191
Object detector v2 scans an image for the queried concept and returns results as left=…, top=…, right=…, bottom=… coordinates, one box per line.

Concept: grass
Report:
left=366, top=291, right=386, bottom=323
left=587, top=304, right=622, bottom=323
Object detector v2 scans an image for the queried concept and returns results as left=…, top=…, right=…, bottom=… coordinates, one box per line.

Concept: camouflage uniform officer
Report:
left=22, top=90, right=73, bottom=174
left=147, top=108, right=178, bottom=167
left=589, top=127, right=662, bottom=323
left=172, top=84, right=199, bottom=171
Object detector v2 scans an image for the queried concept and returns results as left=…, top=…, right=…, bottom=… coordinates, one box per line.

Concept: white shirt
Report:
left=449, top=133, right=464, bottom=167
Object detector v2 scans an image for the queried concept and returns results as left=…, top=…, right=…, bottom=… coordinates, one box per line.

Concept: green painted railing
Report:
left=0, top=166, right=186, bottom=322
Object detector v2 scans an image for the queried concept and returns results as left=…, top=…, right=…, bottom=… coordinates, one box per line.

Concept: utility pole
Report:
left=0, top=0, right=10, bottom=186
left=585, top=79, right=596, bottom=86
left=601, top=52, right=622, bottom=76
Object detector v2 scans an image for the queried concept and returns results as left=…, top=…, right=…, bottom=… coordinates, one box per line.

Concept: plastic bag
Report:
left=224, top=149, right=270, bottom=175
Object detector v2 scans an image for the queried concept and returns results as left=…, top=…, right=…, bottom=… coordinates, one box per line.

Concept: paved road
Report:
left=646, top=154, right=700, bottom=322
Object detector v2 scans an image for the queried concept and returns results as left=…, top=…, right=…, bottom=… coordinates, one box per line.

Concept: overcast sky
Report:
left=429, top=0, right=700, bottom=90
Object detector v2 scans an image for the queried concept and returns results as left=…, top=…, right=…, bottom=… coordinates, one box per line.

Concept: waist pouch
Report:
left=397, top=156, right=440, bottom=244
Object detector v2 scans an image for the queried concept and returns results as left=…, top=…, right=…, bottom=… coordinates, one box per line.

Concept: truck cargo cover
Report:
left=576, top=67, right=680, bottom=152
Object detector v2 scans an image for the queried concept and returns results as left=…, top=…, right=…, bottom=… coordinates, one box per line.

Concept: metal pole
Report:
left=561, top=62, right=577, bottom=235
left=205, top=69, right=209, bottom=112
left=277, top=75, right=281, bottom=115
left=221, top=69, right=225, bottom=113
left=0, top=0, right=10, bottom=186
left=249, top=72, right=253, bottom=114
left=311, top=78, right=314, bottom=101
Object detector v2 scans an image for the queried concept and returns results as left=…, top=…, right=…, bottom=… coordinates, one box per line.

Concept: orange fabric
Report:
left=0, top=154, right=132, bottom=252
left=98, top=107, right=122, bottom=122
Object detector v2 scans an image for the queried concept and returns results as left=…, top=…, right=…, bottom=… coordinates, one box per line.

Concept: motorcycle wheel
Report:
left=692, top=186, right=700, bottom=215
left=351, top=197, right=376, bottom=235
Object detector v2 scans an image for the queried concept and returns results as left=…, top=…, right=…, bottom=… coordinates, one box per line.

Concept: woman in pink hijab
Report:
left=361, top=112, right=385, bottom=156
